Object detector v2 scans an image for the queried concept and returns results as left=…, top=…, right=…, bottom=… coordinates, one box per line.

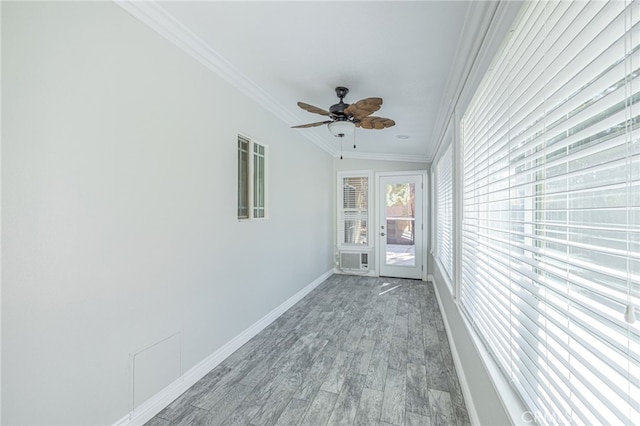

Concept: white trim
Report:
left=0, top=2, right=3, bottom=420
left=114, top=1, right=441, bottom=164
left=237, top=133, right=269, bottom=221
left=431, top=116, right=454, bottom=167
left=452, top=108, right=463, bottom=302
left=375, top=171, right=428, bottom=280
left=374, top=174, right=381, bottom=277
left=262, top=144, right=270, bottom=219
left=114, top=0, right=335, bottom=156
left=429, top=167, right=436, bottom=257
left=428, top=0, right=497, bottom=161
left=337, top=170, right=373, bottom=250
left=422, top=172, right=429, bottom=281
left=113, top=269, right=334, bottom=426
left=428, top=1, right=522, bottom=162
left=431, top=94, right=456, bottom=167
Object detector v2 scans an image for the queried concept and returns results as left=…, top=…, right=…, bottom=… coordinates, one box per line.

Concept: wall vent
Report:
left=340, top=252, right=369, bottom=271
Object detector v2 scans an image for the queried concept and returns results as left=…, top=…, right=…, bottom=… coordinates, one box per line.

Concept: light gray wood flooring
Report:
left=145, top=275, right=470, bottom=426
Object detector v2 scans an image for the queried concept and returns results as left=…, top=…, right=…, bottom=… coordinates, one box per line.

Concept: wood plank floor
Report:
left=145, top=275, right=471, bottom=426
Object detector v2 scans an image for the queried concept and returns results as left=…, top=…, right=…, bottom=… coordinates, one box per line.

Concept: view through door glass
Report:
left=379, top=174, right=423, bottom=279
left=384, top=182, right=416, bottom=266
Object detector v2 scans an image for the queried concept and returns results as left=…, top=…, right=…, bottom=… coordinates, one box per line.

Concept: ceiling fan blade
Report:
left=344, top=97, right=383, bottom=119
left=291, top=120, right=332, bottom=129
left=297, top=102, right=331, bottom=116
left=359, top=116, right=396, bottom=130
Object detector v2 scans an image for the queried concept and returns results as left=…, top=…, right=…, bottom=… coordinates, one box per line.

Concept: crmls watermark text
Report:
left=522, top=410, right=573, bottom=424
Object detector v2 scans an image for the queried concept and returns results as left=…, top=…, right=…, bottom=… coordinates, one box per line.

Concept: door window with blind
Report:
left=338, top=172, right=371, bottom=246
left=435, top=143, right=454, bottom=284
left=461, top=1, right=639, bottom=424
left=237, top=134, right=268, bottom=220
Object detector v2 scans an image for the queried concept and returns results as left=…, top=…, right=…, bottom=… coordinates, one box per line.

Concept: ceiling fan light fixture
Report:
left=328, top=120, right=355, bottom=137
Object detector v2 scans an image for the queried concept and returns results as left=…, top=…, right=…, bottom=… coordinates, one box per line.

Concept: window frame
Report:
left=337, top=170, right=373, bottom=248
left=237, top=134, right=269, bottom=221
left=435, top=141, right=454, bottom=289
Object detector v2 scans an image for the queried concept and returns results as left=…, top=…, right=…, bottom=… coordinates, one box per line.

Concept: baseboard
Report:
left=431, top=279, right=481, bottom=426
left=427, top=274, right=435, bottom=283
left=113, top=268, right=334, bottom=426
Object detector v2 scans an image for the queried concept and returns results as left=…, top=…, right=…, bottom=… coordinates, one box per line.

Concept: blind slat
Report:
left=460, top=1, right=640, bottom=424
left=436, top=144, right=454, bottom=283
left=339, top=175, right=369, bottom=245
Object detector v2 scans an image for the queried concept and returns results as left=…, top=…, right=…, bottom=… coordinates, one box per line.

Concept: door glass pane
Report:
left=385, top=183, right=415, bottom=266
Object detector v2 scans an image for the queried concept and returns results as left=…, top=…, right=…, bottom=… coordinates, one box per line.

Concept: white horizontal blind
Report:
left=340, top=175, right=369, bottom=245
left=436, top=143, right=454, bottom=283
left=461, top=1, right=640, bottom=424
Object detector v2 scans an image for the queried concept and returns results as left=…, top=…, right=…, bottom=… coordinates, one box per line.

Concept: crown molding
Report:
left=428, top=0, right=522, bottom=162
left=114, top=0, right=337, bottom=156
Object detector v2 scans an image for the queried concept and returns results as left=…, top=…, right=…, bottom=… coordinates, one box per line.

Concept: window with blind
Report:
left=436, top=143, right=454, bottom=284
left=237, top=135, right=268, bottom=220
left=338, top=172, right=370, bottom=246
left=461, top=1, right=639, bottom=424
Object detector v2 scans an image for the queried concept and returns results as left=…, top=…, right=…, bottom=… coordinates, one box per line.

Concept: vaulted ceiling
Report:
left=119, top=1, right=503, bottom=163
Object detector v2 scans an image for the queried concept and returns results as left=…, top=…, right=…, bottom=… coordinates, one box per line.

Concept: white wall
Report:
left=1, top=2, right=333, bottom=424
left=333, top=158, right=429, bottom=174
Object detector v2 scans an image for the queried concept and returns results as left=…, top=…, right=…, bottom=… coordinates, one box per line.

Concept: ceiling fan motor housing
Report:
left=330, top=87, right=350, bottom=117
left=330, top=104, right=350, bottom=118
left=330, top=87, right=351, bottom=117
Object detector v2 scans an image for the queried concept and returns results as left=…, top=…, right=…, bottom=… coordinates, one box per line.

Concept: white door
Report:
left=378, top=174, right=424, bottom=279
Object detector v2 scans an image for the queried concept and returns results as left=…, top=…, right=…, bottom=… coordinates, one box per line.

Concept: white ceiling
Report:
left=124, top=1, right=484, bottom=162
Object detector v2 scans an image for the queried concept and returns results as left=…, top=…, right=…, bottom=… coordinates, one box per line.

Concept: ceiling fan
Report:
left=291, top=87, right=395, bottom=137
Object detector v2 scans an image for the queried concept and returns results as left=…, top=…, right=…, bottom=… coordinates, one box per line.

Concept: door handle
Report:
left=381, top=232, right=386, bottom=236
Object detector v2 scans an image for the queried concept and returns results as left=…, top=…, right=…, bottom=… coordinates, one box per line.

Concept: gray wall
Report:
left=2, top=2, right=334, bottom=424
left=429, top=256, right=514, bottom=425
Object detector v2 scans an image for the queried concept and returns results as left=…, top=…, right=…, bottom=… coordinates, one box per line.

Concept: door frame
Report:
left=375, top=170, right=429, bottom=280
